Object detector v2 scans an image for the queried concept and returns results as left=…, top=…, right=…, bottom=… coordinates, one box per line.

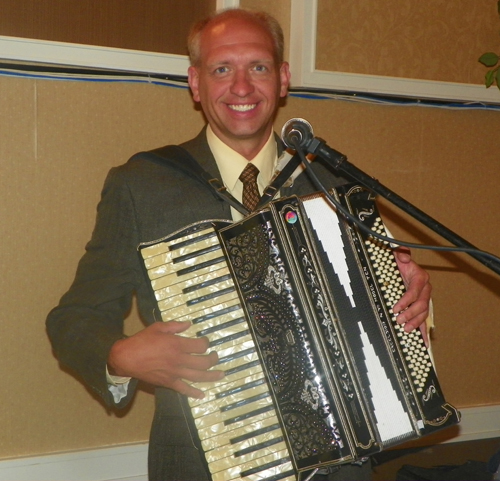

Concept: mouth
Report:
left=228, top=103, right=257, bottom=112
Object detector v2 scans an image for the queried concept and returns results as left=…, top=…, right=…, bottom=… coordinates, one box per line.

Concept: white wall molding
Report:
left=289, top=0, right=500, bottom=105
left=0, top=405, right=498, bottom=481
left=0, top=36, right=190, bottom=76
left=0, top=443, right=148, bottom=481
left=0, top=0, right=239, bottom=76
left=450, top=405, right=500, bottom=443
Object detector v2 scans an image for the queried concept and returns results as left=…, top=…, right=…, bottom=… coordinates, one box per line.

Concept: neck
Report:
left=212, top=127, right=273, bottom=161
left=230, top=140, right=267, bottom=160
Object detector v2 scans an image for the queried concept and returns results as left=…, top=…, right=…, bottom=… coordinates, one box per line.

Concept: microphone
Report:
left=281, top=118, right=314, bottom=150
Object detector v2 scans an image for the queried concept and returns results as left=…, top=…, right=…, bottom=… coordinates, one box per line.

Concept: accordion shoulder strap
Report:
left=131, top=145, right=249, bottom=215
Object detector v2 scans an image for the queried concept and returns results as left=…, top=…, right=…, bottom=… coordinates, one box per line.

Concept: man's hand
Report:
left=108, top=321, right=224, bottom=399
left=392, top=247, right=432, bottom=343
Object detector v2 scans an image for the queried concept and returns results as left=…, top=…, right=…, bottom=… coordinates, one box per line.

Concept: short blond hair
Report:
left=187, top=8, right=284, bottom=67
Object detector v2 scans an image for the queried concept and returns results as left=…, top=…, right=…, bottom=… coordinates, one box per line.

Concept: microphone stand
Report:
left=304, top=136, right=500, bottom=277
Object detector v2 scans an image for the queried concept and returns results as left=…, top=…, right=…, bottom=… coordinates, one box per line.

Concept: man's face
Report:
left=188, top=17, right=291, bottom=157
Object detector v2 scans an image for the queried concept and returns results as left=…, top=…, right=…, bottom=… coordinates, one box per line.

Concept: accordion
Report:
left=139, top=184, right=460, bottom=481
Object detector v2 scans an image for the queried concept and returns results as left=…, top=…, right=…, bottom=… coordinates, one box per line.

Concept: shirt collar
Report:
left=206, top=125, right=277, bottom=192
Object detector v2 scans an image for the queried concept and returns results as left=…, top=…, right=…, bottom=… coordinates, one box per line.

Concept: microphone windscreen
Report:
left=281, top=118, right=314, bottom=150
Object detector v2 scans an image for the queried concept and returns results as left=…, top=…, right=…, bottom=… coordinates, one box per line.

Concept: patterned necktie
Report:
left=239, top=163, right=261, bottom=212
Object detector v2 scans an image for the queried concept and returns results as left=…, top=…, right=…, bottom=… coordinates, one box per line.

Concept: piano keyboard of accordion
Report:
left=138, top=184, right=459, bottom=481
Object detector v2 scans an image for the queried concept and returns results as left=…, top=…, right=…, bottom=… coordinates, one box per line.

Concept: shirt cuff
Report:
left=106, top=365, right=131, bottom=403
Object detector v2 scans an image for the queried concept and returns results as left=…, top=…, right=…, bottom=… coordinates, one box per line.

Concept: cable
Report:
left=290, top=137, right=500, bottom=265
left=1, top=61, right=500, bottom=111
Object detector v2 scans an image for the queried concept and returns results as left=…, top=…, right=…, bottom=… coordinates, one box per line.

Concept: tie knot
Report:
left=239, top=163, right=260, bottom=183
left=239, top=163, right=260, bottom=212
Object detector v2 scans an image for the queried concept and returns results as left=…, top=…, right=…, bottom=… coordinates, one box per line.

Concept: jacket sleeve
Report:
left=46, top=166, right=142, bottom=408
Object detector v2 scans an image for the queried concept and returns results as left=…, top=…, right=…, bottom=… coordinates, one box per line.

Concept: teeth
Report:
left=229, top=104, right=256, bottom=112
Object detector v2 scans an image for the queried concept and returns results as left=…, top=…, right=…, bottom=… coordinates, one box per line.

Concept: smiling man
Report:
left=187, top=12, right=290, bottom=159
left=46, top=8, right=431, bottom=481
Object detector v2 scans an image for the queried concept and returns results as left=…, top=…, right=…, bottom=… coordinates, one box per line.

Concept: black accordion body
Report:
left=139, top=184, right=460, bottom=481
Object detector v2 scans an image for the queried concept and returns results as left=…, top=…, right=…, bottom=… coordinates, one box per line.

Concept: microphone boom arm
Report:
left=305, top=136, right=500, bottom=277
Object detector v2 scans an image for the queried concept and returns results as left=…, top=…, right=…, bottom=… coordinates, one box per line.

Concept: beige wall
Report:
left=316, top=0, right=499, bottom=84
left=0, top=78, right=205, bottom=457
left=0, top=0, right=215, bottom=56
left=1, top=0, right=500, bottom=461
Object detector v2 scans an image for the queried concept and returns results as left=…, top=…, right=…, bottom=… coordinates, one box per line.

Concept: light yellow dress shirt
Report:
left=206, top=125, right=279, bottom=221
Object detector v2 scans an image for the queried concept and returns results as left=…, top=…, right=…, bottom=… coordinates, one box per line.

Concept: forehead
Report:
left=199, top=18, right=276, bottom=64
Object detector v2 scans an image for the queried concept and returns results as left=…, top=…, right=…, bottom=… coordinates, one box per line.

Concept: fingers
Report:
left=394, top=280, right=431, bottom=321
left=156, top=319, right=191, bottom=335
left=155, top=320, right=216, bottom=355
left=176, top=333, right=211, bottom=355
left=171, top=370, right=223, bottom=399
left=397, top=308, right=431, bottom=347
left=392, top=248, right=432, bottom=340
left=393, top=246, right=412, bottom=264
left=397, top=300, right=429, bottom=333
left=394, top=263, right=430, bottom=307
left=419, top=322, right=430, bottom=347
left=168, top=349, right=224, bottom=399
left=108, top=321, right=225, bottom=398
left=393, top=274, right=432, bottom=349
left=176, top=349, right=220, bottom=372
left=171, top=365, right=225, bottom=399
left=159, top=323, right=224, bottom=397
left=393, top=251, right=431, bottom=319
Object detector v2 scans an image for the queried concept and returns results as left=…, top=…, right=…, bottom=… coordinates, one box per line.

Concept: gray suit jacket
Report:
left=46, top=128, right=363, bottom=481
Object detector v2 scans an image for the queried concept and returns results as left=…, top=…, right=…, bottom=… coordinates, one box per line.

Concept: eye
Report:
left=253, top=64, right=268, bottom=72
left=214, top=66, right=230, bottom=74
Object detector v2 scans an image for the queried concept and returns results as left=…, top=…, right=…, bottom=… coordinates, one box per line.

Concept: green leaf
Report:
left=486, top=69, right=495, bottom=88
left=495, top=69, right=500, bottom=88
left=479, top=52, right=500, bottom=67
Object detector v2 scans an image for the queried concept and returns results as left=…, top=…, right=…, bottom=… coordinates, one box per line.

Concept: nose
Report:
left=230, top=69, right=255, bottom=97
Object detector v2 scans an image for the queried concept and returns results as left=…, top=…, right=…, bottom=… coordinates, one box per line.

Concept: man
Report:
left=46, top=8, right=431, bottom=481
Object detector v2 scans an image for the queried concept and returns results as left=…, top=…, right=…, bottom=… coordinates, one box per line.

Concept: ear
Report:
left=188, top=66, right=201, bottom=102
left=279, top=62, right=291, bottom=98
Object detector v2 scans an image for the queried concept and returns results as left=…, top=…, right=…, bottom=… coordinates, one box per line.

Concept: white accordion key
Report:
left=204, top=421, right=283, bottom=464
left=197, top=407, right=278, bottom=448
